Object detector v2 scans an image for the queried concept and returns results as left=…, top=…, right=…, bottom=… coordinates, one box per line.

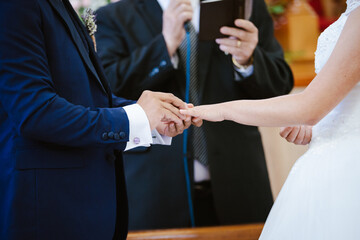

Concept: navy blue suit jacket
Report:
left=0, top=0, right=134, bottom=239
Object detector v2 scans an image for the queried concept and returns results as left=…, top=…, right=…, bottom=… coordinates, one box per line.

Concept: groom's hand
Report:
left=157, top=104, right=203, bottom=137
left=137, top=90, right=188, bottom=136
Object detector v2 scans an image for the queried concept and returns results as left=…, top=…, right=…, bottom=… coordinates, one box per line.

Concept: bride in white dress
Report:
left=181, top=1, right=360, bottom=238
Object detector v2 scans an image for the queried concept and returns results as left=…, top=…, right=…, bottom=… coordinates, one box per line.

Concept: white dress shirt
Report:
left=123, top=104, right=171, bottom=151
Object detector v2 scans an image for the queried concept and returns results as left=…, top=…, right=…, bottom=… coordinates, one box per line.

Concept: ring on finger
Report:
left=237, top=40, right=242, bottom=48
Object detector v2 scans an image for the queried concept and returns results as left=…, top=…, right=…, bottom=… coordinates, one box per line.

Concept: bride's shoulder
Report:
left=345, top=0, right=360, bottom=16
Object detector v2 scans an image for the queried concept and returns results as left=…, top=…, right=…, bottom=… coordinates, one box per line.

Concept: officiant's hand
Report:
left=279, top=126, right=312, bottom=145
left=138, top=90, right=188, bottom=137
left=216, top=19, right=258, bottom=65
left=162, top=0, right=193, bottom=56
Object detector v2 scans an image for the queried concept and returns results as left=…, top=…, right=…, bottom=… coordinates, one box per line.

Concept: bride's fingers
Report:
left=285, top=126, right=301, bottom=143
left=302, top=126, right=312, bottom=145
left=185, top=104, right=203, bottom=126
left=191, top=117, right=203, bottom=127
left=279, top=127, right=293, bottom=139
left=180, top=105, right=224, bottom=122
left=180, top=108, right=200, bottom=117
left=294, top=126, right=306, bottom=145
left=280, top=126, right=312, bottom=145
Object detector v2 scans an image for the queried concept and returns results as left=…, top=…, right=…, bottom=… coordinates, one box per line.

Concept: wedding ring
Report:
left=237, top=40, right=242, bottom=48
left=225, top=51, right=229, bottom=55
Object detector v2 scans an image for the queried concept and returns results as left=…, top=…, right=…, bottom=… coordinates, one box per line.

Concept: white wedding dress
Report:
left=259, top=1, right=360, bottom=239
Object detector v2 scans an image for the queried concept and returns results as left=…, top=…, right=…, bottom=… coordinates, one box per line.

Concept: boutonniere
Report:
left=81, top=8, right=97, bottom=52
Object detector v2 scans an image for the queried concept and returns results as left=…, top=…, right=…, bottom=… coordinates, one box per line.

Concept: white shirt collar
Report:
left=157, top=0, right=200, bottom=32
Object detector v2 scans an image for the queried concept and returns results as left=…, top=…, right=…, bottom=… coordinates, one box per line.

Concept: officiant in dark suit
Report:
left=0, top=0, right=195, bottom=239
left=96, top=0, right=293, bottom=230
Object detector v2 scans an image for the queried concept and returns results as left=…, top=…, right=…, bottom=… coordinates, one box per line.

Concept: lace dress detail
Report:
left=259, top=1, right=360, bottom=239
left=312, top=0, right=360, bottom=146
left=315, top=0, right=360, bottom=73
left=345, top=0, right=360, bottom=15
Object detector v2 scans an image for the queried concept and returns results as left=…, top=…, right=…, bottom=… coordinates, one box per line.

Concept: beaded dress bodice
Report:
left=311, top=0, right=360, bottom=148
left=314, top=0, right=360, bottom=73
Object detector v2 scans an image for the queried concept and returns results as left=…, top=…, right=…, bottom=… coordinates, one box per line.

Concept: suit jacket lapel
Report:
left=135, top=0, right=163, bottom=37
left=47, top=0, right=107, bottom=95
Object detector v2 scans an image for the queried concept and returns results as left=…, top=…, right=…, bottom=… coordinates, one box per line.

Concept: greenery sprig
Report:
left=81, top=8, right=97, bottom=36
left=81, top=8, right=97, bottom=51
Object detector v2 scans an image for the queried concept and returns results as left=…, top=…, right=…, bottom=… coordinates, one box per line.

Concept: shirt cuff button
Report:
left=133, top=137, right=140, bottom=145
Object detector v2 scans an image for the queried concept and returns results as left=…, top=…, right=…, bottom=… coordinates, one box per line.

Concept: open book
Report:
left=199, top=0, right=253, bottom=41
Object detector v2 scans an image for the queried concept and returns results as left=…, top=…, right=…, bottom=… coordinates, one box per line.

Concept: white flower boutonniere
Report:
left=81, top=8, right=97, bottom=52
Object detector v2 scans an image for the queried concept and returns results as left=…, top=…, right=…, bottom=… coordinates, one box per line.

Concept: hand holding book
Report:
left=199, top=0, right=252, bottom=41
left=216, top=19, right=258, bottom=66
left=199, top=0, right=256, bottom=67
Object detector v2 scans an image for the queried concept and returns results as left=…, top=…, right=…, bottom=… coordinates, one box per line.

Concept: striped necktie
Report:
left=179, top=22, right=208, bottom=166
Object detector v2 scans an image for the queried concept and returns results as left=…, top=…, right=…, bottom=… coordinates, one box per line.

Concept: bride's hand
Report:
left=180, top=104, right=225, bottom=122
left=187, top=103, right=203, bottom=127
left=279, top=126, right=312, bottom=145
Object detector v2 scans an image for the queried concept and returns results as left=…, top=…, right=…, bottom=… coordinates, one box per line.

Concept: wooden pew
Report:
left=128, top=223, right=264, bottom=240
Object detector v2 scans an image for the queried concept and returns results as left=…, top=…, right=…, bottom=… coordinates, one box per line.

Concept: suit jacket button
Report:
left=102, top=132, right=108, bottom=140
left=108, top=132, right=115, bottom=139
left=149, top=67, right=159, bottom=77
left=119, top=132, right=126, bottom=139
left=160, top=60, right=166, bottom=67
left=114, top=133, right=120, bottom=140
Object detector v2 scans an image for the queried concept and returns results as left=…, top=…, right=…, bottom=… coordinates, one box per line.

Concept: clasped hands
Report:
left=137, top=90, right=202, bottom=137
left=138, top=90, right=312, bottom=144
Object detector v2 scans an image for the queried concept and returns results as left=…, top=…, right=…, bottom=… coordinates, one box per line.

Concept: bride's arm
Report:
left=182, top=7, right=360, bottom=127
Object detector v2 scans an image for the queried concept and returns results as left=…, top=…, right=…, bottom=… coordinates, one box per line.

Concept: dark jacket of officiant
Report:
left=96, top=0, right=293, bottom=230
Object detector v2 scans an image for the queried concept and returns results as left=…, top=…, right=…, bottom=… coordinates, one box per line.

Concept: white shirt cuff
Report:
left=123, top=104, right=172, bottom=151
left=123, top=104, right=153, bottom=151
left=151, top=129, right=172, bottom=145
left=234, top=64, right=254, bottom=80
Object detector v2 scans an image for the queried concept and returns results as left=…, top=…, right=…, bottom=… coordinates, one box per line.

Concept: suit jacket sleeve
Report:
left=96, top=6, right=174, bottom=99
left=0, top=0, right=129, bottom=150
left=235, top=0, right=294, bottom=99
left=111, top=93, right=136, bottom=108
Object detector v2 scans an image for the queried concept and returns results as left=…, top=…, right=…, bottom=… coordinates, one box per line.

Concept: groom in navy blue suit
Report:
left=0, top=0, right=194, bottom=239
